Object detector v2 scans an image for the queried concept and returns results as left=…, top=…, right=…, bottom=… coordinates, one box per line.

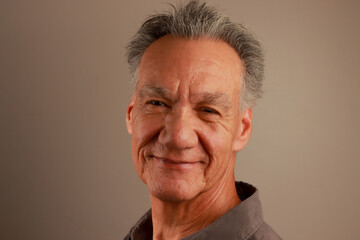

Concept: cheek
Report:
left=131, top=113, right=164, bottom=180
left=131, top=111, right=164, bottom=159
left=200, top=126, right=234, bottom=157
left=200, top=126, right=235, bottom=177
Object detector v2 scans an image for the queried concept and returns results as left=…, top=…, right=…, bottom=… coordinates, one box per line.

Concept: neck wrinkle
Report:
left=150, top=159, right=240, bottom=240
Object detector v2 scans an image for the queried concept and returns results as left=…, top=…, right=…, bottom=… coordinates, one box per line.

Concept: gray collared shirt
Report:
left=124, top=182, right=282, bottom=240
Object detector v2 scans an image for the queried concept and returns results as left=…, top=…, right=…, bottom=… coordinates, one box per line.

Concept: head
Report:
left=125, top=1, right=264, bottom=202
left=127, top=0, right=264, bottom=109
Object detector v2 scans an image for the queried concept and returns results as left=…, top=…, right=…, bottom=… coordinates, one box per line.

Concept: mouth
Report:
left=150, top=155, right=203, bottom=170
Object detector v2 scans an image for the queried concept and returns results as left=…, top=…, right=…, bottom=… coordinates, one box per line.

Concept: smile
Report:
left=151, top=156, right=202, bottom=170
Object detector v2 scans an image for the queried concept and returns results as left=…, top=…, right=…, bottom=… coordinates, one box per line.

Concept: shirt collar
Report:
left=129, top=181, right=263, bottom=240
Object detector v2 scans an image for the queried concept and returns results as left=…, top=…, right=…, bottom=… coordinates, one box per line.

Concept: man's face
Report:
left=126, top=35, right=252, bottom=202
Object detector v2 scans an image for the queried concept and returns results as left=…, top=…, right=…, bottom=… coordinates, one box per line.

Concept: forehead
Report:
left=137, top=35, right=244, bottom=97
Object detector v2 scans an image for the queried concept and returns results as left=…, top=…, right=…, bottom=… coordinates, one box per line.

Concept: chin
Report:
left=148, top=179, right=205, bottom=202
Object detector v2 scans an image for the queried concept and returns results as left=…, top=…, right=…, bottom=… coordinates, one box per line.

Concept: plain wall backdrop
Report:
left=1, top=0, right=360, bottom=239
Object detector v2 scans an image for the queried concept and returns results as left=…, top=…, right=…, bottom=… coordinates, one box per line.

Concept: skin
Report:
left=126, top=35, right=253, bottom=240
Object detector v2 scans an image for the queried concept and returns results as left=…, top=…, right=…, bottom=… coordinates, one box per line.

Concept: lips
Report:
left=159, top=157, right=196, bottom=164
left=150, top=155, right=203, bottom=170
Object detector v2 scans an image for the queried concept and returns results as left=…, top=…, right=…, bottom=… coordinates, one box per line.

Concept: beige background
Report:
left=1, top=0, right=360, bottom=239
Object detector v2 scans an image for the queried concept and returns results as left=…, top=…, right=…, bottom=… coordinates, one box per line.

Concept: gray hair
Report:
left=126, top=0, right=264, bottom=109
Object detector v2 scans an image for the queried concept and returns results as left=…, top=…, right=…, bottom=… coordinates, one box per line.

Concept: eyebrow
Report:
left=138, top=84, right=173, bottom=102
left=138, top=84, right=232, bottom=112
left=191, top=92, right=232, bottom=112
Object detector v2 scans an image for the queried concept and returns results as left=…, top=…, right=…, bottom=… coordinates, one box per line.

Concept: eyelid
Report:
left=198, top=106, right=220, bottom=115
left=145, top=99, right=170, bottom=107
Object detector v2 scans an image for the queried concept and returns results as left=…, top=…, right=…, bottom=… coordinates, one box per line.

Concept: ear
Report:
left=126, top=99, right=135, bottom=135
left=233, top=108, right=253, bottom=152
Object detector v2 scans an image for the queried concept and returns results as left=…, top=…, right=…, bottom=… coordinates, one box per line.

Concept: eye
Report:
left=199, top=107, right=220, bottom=115
left=146, top=100, right=168, bottom=107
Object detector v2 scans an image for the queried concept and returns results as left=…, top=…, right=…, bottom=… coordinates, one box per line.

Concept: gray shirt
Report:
left=124, top=182, right=282, bottom=240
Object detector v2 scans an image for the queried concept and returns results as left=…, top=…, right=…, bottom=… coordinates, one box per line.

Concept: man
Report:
left=124, top=1, right=282, bottom=239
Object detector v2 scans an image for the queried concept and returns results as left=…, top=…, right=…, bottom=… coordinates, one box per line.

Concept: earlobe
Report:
left=126, top=101, right=134, bottom=135
left=233, top=108, right=253, bottom=152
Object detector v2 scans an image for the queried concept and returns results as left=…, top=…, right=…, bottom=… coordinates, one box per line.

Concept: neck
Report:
left=150, top=174, right=240, bottom=240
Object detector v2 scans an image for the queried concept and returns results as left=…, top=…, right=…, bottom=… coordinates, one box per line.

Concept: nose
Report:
left=158, top=109, right=198, bottom=150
